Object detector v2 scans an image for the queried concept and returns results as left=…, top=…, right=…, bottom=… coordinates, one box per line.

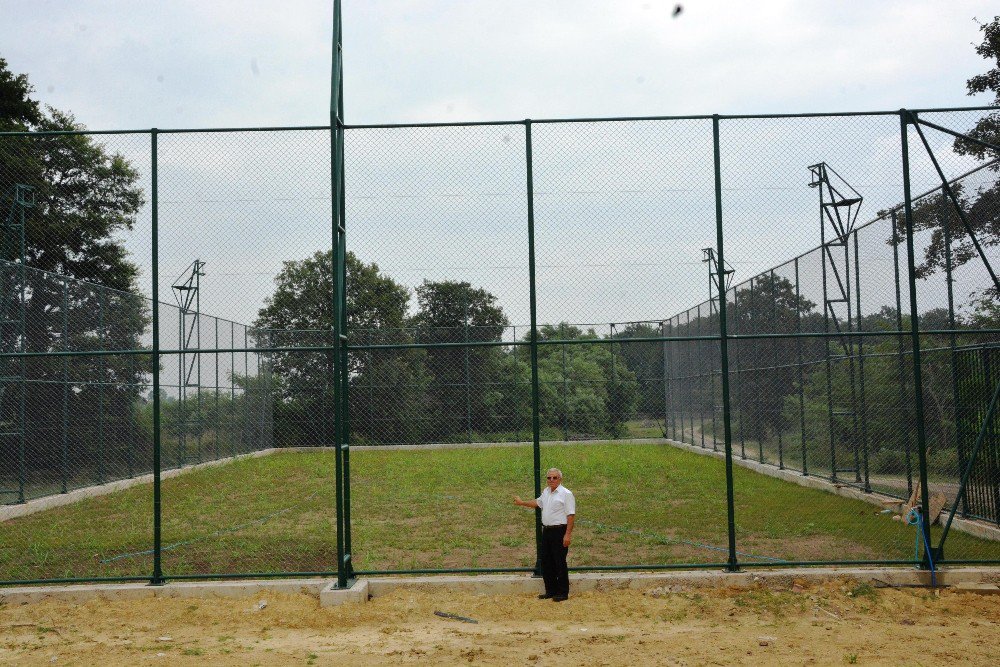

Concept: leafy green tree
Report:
left=615, top=322, right=668, bottom=419
left=956, top=16, right=1000, bottom=155
left=255, top=250, right=420, bottom=445
left=0, top=59, right=147, bottom=478
left=408, top=280, right=509, bottom=440
left=729, top=273, right=816, bottom=445
left=531, top=324, right=639, bottom=438
left=916, top=17, right=1000, bottom=300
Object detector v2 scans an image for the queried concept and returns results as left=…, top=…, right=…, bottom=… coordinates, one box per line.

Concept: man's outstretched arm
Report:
left=513, top=495, right=539, bottom=509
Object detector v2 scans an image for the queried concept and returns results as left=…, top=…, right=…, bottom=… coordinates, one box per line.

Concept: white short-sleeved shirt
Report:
left=537, top=485, right=576, bottom=526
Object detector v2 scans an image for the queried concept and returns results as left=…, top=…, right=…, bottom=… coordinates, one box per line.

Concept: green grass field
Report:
left=1, top=443, right=997, bottom=583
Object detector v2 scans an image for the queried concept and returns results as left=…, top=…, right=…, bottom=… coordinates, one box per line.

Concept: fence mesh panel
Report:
left=1, top=109, right=999, bottom=584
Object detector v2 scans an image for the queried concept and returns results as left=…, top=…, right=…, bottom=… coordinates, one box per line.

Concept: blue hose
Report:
left=905, top=507, right=937, bottom=587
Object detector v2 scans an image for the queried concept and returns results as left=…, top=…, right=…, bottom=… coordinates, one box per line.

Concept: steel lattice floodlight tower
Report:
left=807, top=163, right=870, bottom=488
left=702, top=247, right=734, bottom=314
left=702, top=247, right=734, bottom=451
left=172, top=259, right=206, bottom=467
left=0, top=184, right=33, bottom=504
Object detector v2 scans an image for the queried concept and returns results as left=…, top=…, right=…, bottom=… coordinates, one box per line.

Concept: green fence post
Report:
left=61, top=278, right=69, bottom=494
left=339, top=65, right=353, bottom=570
left=853, top=232, right=870, bottom=492
left=150, top=128, right=164, bottom=586
left=733, top=288, right=746, bottom=459
left=214, top=317, right=219, bottom=460
left=943, top=188, right=966, bottom=516
left=900, top=110, right=932, bottom=566
left=891, top=211, right=913, bottom=495
left=525, top=119, right=543, bottom=576
left=562, top=323, right=569, bottom=441
left=97, top=289, right=106, bottom=484
left=771, top=269, right=783, bottom=468
left=464, top=298, right=472, bottom=443
left=697, top=304, right=706, bottom=447
left=330, top=0, right=346, bottom=589
left=713, top=115, right=740, bottom=573
left=795, top=257, right=807, bottom=475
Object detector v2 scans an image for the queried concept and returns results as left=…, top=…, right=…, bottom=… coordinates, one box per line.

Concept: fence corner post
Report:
left=899, top=109, right=932, bottom=568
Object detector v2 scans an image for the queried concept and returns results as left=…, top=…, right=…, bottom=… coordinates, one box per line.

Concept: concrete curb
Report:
left=3, top=567, right=999, bottom=607
left=663, top=439, right=1000, bottom=543
left=0, top=449, right=279, bottom=523
left=0, top=578, right=329, bottom=606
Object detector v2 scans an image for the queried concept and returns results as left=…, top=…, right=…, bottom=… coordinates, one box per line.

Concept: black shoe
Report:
left=538, top=593, right=553, bottom=599
left=552, top=595, right=568, bottom=602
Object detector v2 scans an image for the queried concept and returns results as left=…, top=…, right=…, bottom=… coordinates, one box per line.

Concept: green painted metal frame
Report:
left=5, top=97, right=1000, bottom=587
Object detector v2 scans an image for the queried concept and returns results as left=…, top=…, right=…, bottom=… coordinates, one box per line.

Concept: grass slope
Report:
left=1, top=443, right=996, bottom=582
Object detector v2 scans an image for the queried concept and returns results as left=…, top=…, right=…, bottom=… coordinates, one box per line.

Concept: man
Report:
left=513, top=467, right=575, bottom=601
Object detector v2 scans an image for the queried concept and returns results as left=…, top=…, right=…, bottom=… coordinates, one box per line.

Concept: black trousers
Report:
left=540, top=524, right=569, bottom=596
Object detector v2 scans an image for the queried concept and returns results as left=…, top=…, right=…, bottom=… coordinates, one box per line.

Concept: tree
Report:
left=614, top=322, right=669, bottom=420
left=956, top=16, right=1000, bottom=155
left=255, top=250, right=421, bottom=445
left=890, top=187, right=999, bottom=300
left=901, top=17, right=1000, bottom=300
left=531, top=324, right=639, bottom=439
left=0, top=57, right=41, bottom=130
left=408, top=280, right=510, bottom=440
left=0, top=59, right=148, bottom=478
left=729, top=273, right=816, bottom=446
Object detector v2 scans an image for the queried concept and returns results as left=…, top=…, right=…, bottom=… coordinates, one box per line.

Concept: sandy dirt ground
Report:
left=1, top=579, right=998, bottom=666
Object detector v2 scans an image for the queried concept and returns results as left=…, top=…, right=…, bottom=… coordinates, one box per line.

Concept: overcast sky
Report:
left=1, top=1, right=997, bottom=330
left=2, top=0, right=997, bottom=129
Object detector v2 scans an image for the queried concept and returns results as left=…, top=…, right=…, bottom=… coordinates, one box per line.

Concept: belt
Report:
left=542, top=524, right=567, bottom=529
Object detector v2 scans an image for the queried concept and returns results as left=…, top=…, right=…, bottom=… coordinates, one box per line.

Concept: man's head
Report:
left=545, top=468, right=562, bottom=491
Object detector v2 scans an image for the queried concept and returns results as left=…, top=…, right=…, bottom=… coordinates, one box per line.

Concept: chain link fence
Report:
left=1, top=108, right=999, bottom=584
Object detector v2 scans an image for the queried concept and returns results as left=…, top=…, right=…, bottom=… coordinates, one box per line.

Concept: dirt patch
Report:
left=2, top=580, right=998, bottom=665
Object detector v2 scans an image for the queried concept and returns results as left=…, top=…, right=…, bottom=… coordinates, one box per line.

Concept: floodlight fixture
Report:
left=807, top=162, right=863, bottom=244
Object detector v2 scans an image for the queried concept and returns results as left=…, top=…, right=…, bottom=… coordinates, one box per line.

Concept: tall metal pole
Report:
left=525, top=119, right=543, bottom=575
left=151, top=128, right=163, bottom=585
left=339, top=62, right=353, bottom=565
left=900, top=110, right=932, bottom=565
left=713, top=116, right=739, bottom=572
left=331, top=0, right=347, bottom=588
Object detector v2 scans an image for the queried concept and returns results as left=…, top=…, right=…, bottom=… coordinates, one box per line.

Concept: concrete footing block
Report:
left=319, top=579, right=369, bottom=606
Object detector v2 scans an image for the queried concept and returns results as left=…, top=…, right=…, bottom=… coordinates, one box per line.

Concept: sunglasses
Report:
left=546, top=476, right=560, bottom=480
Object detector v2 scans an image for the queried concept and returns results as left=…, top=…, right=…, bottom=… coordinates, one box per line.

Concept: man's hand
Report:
left=513, top=495, right=523, bottom=506
left=563, top=533, right=572, bottom=548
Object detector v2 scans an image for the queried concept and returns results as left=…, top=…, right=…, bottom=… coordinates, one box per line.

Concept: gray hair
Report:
left=546, top=468, right=562, bottom=479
